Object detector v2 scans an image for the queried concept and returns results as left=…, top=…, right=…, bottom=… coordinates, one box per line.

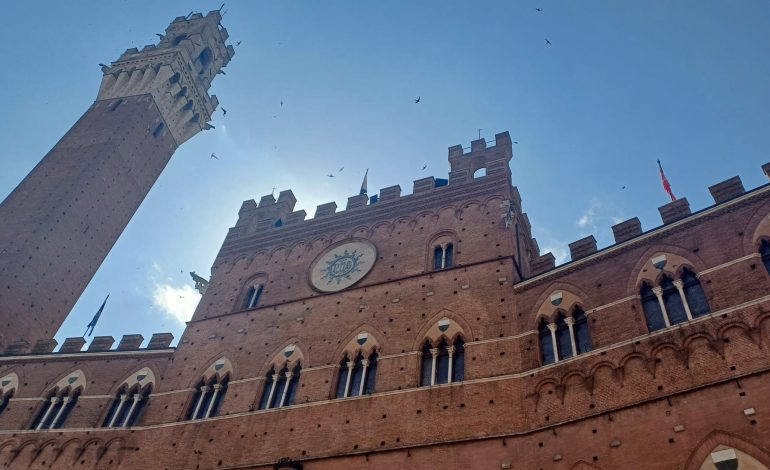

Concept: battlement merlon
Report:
left=448, top=131, right=513, bottom=182
left=96, top=10, right=234, bottom=145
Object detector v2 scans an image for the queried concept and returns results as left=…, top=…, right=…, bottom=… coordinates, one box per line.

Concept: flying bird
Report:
left=421, top=165, right=428, bottom=170
left=414, top=96, right=421, bottom=104
left=327, top=173, right=335, bottom=178
left=221, top=107, right=227, bottom=116
left=536, top=8, right=543, bottom=12
left=621, top=186, right=627, bottom=190
left=339, top=167, right=344, bottom=172
left=236, top=40, right=242, bottom=46
left=156, top=33, right=165, bottom=39
left=280, top=100, right=284, bottom=106
left=545, top=39, right=552, bottom=45
left=210, top=153, right=219, bottom=160
left=513, top=141, right=519, bottom=144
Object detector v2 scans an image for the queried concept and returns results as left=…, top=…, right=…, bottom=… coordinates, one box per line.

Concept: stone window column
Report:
left=343, top=360, right=355, bottom=398
left=265, top=374, right=279, bottom=409
left=191, top=386, right=209, bottom=420
left=36, top=397, right=58, bottom=430
left=440, top=244, right=448, bottom=269
left=107, top=394, right=129, bottom=428
left=358, top=359, right=370, bottom=396
left=203, top=383, right=222, bottom=419
left=446, top=346, right=456, bottom=384
left=547, top=323, right=559, bottom=362
left=278, top=372, right=293, bottom=408
left=564, top=317, right=578, bottom=356
left=673, top=279, right=693, bottom=321
left=430, top=348, right=439, bottom=385
left=122, top=393, right=143, bottom=427
left=50, top=396, right=71, bottom=429
left=652, top=287, right=671, bottom=327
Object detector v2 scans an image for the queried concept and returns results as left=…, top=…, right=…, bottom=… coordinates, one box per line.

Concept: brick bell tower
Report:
left=0, top=11, right=234, bottom=350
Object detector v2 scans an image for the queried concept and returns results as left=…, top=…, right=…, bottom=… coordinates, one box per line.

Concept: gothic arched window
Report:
left=433, top=243, right=454, bottom=270
left=640, top=268, right=711, bottom=332
left=538, top=308, right=592, bottom=365
left=186, top=375, right=228, bottom=420
left=103, top=384, right=152, bottom=428
left=573, top=308, right=592, bottom=355
left=420, top=336, right=465, bottom=386
left=335, top=351, right=378, bottom=399
left=258, top=363, right=301, bottom=410
left=31, top=387, right=81, bottom=430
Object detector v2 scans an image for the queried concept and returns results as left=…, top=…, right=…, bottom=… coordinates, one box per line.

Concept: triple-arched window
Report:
left=31, top=387, right=81, bottom=430
left=538, top=307, right=592, bottom=365
left=335, top=351, right=378, bottom=398
left=103, top=384, right=152, bottom=428
left=420, top=337, right=465, bottom=386
left=187, top=375, right=229, bottom=420
left=640, top=267, right=710, bottom=332
left=258, top=363, right=301, bottom=410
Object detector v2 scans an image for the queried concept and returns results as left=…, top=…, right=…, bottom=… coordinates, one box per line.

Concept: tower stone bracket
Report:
left=96, top=10, right=234, bottom=144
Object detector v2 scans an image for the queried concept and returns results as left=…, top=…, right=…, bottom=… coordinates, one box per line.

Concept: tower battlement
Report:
left=98, top=10, right=234, bottom=144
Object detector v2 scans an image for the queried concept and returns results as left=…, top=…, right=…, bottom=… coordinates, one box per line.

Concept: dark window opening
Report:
left=682, top=268, right=710, bottom=317
left=641, top=282, right=666, bottom=332
left=539, top=319, right=555, bottom=365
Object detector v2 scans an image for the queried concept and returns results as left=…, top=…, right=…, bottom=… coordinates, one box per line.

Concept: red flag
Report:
left=657, top=159, right=676, bottom=202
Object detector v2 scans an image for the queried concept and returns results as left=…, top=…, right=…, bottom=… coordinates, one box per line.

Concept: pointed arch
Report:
left=532, top=282, right=594, bottom=323
left=684, top=430, right=770, bottom=470
left=257, top=339, right=307, bottom=378
left=332, top=323, right=384, bottom=359
left=741, top=199, right=770, bottom=255
left=626, top=245, right=708, bottom=294
left=412, top=309, right=472, bottom=350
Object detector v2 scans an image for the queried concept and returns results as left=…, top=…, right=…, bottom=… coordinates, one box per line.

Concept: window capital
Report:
left=547, top=322, right=558, bottom=333
left=652, top=286, right=664, bottom=297
left=564, top=317, right=575, bottom=326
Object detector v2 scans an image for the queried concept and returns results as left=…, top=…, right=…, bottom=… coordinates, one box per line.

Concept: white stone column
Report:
left=121, top=394, right=143, bottom=427
left=203, top=383, right=222, bottom=419
left=266, top=374, right=279, bottom=409
left=343, top=361, right=355, bottom=398
left=441, top=244, right=447, bottom=269
left=652, top=287, right=671, bottom=327
left=49, top=396, right=71, bottom=429
left=430, top=348, right=439, bottom=385
left=36, top=397, right=58, bottom=430
left=447, top=346, right=456, bottom=384
left=547, top=323, right=559, bottom=361
left=107, top=394, right=128, bottom=428
left=278, top=372, right=293, bottom=408
left=358, top=359, right=370, bottom=396
left=191, top=386, right=209, bottom=420
left=673, top=279, right=693, bottom=321
left=565, top=317, right=578, bottom=356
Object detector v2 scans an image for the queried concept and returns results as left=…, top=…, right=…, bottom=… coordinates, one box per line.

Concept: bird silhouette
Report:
left=545, top=39, right=552, bottom=45
left=156, top=33, right=165, bottom=39
left=536, top=8, right=543, bottom=12
left=513, top=141, right=519, bottom=144
left=280, top=100, right=284, bottom=106
left=221, top=107, right=227, bottom=116
left=414, top=96, right=421, bottom=104
left=339, top=167, right=344, bottom=172
left=327, top=174, right=335, bottom=178
left=421, top=165, right=428, bottom=170
left=236, top=40, right=242, bottom=46
left=210, top=153, right=219, bottom=160
left=621, top=186, right=627, bottom=189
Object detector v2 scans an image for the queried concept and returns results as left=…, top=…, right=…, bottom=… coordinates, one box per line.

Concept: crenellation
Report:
left=117, top=334, right=144, bottom=351
left=568, top=235, right=598, bottom=261
left=659, top=197, right=691, bottom=224
left=146, top=333, right=174, bottom=349
left=315, top=201, right=338, bottom=218
left=379, top=185, right=401, bottom=201
left=30, top=339, right=58, bottom=354
left=285, top=210, right=307, bottom=225
left=709, top=176, right=745, bottom=204
left=87, top=336, right=115, bottom=352
left=3, top=340, right=30, bottom=355
left=59, top=337, right=86, bottom=353
left=413, top=176, right=436, bottom=193
left=346, top=194, right=368, bottom=210
left=612, top=217, right=643, bottom=244
left=530, top=252, right=556, bottom=275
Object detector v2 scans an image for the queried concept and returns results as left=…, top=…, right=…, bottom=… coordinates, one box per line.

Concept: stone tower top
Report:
left=96, top=10, right=235, bottom=144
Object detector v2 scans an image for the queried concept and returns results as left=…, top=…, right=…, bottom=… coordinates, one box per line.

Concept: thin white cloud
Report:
left=152, top=284, right=200, bottom=324
left=541, top=244, right=570, bottom=265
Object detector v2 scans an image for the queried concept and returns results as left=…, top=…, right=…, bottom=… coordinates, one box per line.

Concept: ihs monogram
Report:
left=322, top=249, right=364, bottom=285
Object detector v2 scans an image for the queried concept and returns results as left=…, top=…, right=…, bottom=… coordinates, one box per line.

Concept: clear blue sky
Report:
left=1, top=1, right=769, bottom=347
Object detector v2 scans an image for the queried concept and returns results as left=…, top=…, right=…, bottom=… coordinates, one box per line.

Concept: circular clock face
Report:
left=309, top=240, right=377, bottom=292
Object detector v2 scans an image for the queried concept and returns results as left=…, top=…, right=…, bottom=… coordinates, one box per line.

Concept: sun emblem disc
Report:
left=309, top=240, right=377, bottom=292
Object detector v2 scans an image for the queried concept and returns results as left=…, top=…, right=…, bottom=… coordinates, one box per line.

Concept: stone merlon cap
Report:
left=31, top=339, right=58, bottom=354
left=658, top=198, right=691, bottom=225
left=147, top=333, right=174, bottom=349
left=258, top=194, right=276, bottom=206
left=315, top=202, right=337, bottom=218
left=285, top=210, right=307, bottom=225
left=117, top=334, right=144, bottom=351
left=612, top=217, right=642, bottom=244
left=87, top=336, right=115, bottom=352
left=530, top=253, right=556, bottom=276
left=569, top=235, right=597, bottom=261
left=379, top=185, right=401, bottom=202
left=276, top=190, right=297, bottom=211
left=4, top=340, right=30, bottom=355
left=346, top=194, right=368, bottom=210
left=708, top=176, right=745, bottom=204
left=413, top=177, right=436, bottom=194
left=59, top=337, right=87, bottom=353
